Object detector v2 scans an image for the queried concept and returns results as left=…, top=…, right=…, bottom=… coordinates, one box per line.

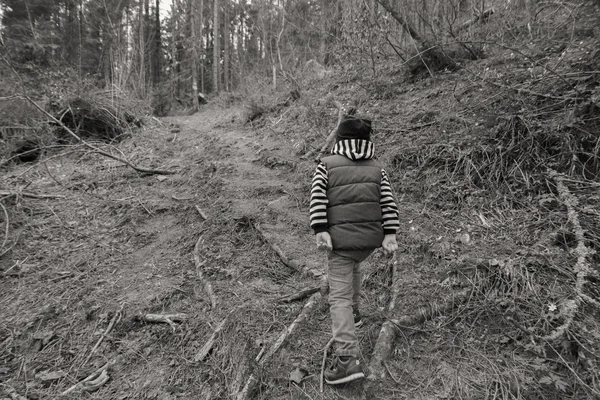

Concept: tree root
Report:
left=60, top=360, right=116, bottom=396
left=363, top=287, right=471, bottom=395
left=83, top=304, right=123, bottom=365
left=254, top=223, right=322, bottom=279
left=237, top=292, right=322, bottom=400
left=142, top=313, right=188, bottom=331
left=194, top=229, right=217, bottom=309
left=277, top=287, right=320, bottom=303
left=540, top=170, right=598, bottom=341
left=194, top=317, right=228, bottom=362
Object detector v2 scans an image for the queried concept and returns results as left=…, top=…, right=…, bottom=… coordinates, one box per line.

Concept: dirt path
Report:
left=1, top=104, right=459, bottom=400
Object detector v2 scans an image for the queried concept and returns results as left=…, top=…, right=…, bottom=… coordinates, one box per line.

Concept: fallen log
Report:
left=83, top=304, right=123, bottom=365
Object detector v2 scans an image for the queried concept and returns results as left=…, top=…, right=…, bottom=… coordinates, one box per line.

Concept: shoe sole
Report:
left=325, top=372, right=365, bottom=385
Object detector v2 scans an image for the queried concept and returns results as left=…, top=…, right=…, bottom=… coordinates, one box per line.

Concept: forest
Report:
left=1, top=0, right=599, bottom=399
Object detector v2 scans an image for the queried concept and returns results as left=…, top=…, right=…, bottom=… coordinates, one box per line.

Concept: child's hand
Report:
left=316, top=232, right=332, bottom=251
left=382, top=234, right=398, bottom=255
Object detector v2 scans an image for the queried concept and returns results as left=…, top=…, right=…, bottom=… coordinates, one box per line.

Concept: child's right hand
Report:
left=382, top=234, right=398, bottom=255
left=316, top=232, right=332, bottom=251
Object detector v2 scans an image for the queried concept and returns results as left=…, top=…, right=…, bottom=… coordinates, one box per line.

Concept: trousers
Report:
left=327, top=249, right=373, bottom=357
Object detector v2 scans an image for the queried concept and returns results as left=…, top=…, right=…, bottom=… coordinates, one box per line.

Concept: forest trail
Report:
left=2, top=103, right=446, bottom=400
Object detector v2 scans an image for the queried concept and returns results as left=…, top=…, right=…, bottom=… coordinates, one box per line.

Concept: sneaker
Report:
left=353, top=306, right=363, bottom=328
left=324, top=356, right=365, bottom=385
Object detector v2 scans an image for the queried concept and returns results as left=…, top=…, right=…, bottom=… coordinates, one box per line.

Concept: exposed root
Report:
left=60, top=360, right=115, bottom=396
left=0, top=201, right=9, bottom=253
left=237, top=292, right=322, bottom=400
left=278, top=287, right=320, bottom=303
left=364, top=287, right=471, bottom=394
left=0, top=190, right=66, bottom=199
left=194, top=229, right=217, bottom=309
left=254, top=223, right=322, bottom=279
left=194, top=317, right=228, bottom=362
left=83, top=304, right=123, bottom=365
left=540, top=170, right=598, bottom=341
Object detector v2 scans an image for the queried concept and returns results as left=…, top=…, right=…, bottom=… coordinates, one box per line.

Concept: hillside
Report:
left=1, top=2, right=600, bottom=400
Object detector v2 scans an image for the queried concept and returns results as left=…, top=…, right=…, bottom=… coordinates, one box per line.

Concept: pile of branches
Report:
left=53, top=97, right=142, bottom=143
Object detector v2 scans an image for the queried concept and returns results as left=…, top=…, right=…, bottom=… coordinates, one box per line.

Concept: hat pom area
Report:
left=335, top=115, right=372, bottom=141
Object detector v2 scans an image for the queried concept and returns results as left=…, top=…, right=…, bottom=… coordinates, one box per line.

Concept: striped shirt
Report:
left=310, top=139, right=400, bottom=235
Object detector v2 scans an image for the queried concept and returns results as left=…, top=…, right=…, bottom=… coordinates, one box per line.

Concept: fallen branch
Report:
left=363, top=287, right=471, bottom=394
left=83, top=304, right=123, bottom=365
left=194, top=317, right=228, bottom=362
left=320, top=337, right=335, bottom=392
left=301, top=95, right=346, bottom=161
left=194, top=229, right=217, bottom=309
left=540, top=170, right=599, bottom=341
left=142, top=313, right=188, bottom=324
left=0, top=190, right=66, bottom=199
left=237, top=292, right=322, bottom=400
left=19, top=95, right=176, bottom=176
left=254, top=223, right=322, bottom=279
left=278, top=287, right=320, bottom=303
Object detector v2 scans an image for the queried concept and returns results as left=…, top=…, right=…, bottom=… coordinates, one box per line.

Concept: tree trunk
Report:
left=376, top=0, right=423, bottom=42
left=153, top=0, right=161, bottom=88
left=191, top=0, right=200, bottom=109
left=213, top=0, right=220, bottom=93
left=224, top=3, right=230, bottom=91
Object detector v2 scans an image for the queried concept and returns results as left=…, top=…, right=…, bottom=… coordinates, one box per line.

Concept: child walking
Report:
left=310, top=114, right=400, bottom=385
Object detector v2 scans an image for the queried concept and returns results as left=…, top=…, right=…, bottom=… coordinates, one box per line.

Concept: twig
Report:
left=18, top=94, right=176, bottom=175
left=194, top=229, right=217, bottom=309
left=237, top=292, right=322, bottom=400
left=142, top=313, right=188, bottom=324
left=320, top=337, right=335, bottom=392
left=540, top=170, right=598, bottom=341
left=83, top=304, right=123, bottom=365
left=0, top=190, right=66, bottom=199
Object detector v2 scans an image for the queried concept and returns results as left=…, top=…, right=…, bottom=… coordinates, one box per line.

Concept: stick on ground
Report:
left=83, top=304, right=123, bottom=365
left=237, top=292, right=322, bottom=400
left=193, top=229, right=217, bottom=309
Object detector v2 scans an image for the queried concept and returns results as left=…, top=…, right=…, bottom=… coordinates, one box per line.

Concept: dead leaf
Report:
left=289, top=367, right=308, bottom=385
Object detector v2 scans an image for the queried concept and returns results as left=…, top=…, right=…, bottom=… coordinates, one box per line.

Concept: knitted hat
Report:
left=336, top=115, right=372, bottom=142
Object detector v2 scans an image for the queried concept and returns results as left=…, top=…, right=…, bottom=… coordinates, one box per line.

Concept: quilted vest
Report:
left=321, top=155, right=384, bottom=250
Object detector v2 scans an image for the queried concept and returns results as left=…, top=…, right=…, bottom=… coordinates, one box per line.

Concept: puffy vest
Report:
left=321, top=155, right=384, bottom=250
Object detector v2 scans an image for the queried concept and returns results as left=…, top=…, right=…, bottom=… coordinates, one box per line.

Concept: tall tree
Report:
left=213, top=0, right=219, bottom=93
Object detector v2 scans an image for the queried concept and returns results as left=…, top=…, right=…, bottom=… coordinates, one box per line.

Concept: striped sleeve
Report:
left=310, top=163, right=329, bottom=233
left=380, top=168, right=400, bottom=235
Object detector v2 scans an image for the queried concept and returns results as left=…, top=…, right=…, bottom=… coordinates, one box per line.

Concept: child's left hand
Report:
left=382, top=234, right=398, bottom=255
left=316, top=232, right=332, bottom=251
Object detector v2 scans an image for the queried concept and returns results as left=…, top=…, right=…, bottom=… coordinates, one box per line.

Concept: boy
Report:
left=310, top=114, right=399, bottom=385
